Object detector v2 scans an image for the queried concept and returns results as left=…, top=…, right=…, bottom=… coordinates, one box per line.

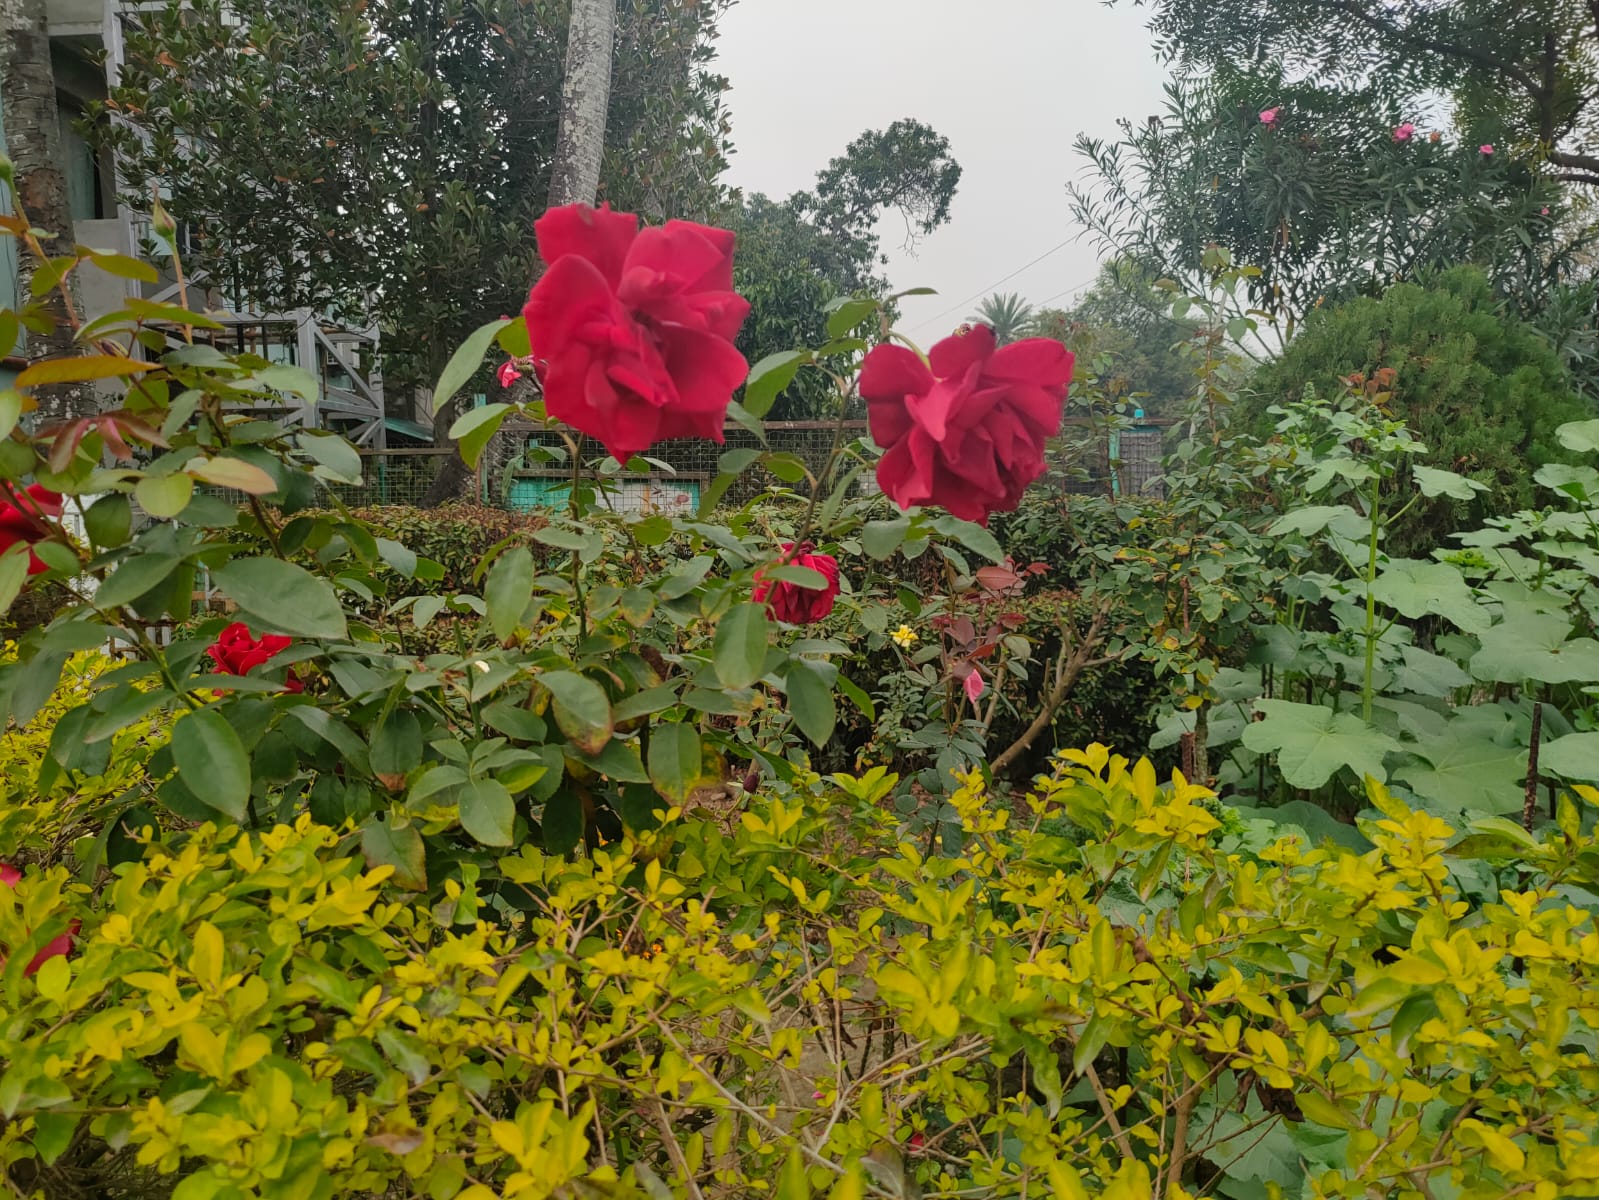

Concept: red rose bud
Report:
left=752, top=543, right=840, bottom=624
left=0, top=484, right=63, bottom=575
left=860, top=325, right=1073, bottom=525
left=522, top=203, right=750, bottom=465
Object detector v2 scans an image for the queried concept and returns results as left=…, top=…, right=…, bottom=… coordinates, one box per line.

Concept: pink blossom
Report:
left=1542, top=207, right=1551, bottom=216
left=964, top=669, right=985, bottom=702
left=1392, top=123, right=1415, bottom=143
left=1258, top=107, right=1280, bottom=126
left=1479, top=144, right=1494, bottom=155
left=496, top=359, right=520, bottom=389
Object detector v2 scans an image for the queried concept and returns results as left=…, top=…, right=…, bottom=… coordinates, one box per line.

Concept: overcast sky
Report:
left=716, top=0, right=1170, bottom=341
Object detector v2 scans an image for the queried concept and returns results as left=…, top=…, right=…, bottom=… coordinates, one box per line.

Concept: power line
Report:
left=904, top=236, right=1076, bottom=335
left=1033, top=273, right=1098, bottom=310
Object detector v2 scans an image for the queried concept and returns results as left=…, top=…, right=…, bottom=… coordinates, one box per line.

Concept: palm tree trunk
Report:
left=546, top=0, right=614, bottom=210
left=1, top=0, right=91, bottom=422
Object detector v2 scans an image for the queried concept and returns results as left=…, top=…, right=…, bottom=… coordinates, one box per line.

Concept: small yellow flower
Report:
left=890, top=625, right=918, bottom=649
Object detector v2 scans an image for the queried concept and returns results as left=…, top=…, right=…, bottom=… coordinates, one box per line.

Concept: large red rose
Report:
left=207, top=622, right=303, bottom=693
left=1, top=863, right=79, bottom=977
left=859, top=325, right=1074, bottom=525
left=0, top=484, right=63, bottom=574
left=753, top=543, right=840, bottom=625
left=523, top=203, right=751, bottom=465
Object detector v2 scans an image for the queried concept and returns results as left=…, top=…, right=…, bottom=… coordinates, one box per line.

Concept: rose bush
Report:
left=752, top=542, right=840, bottom=624
left=0, top=485, right=62, bottom=576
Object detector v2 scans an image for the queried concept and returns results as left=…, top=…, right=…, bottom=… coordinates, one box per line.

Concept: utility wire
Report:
left=904, top=236, right=1077, bottom=334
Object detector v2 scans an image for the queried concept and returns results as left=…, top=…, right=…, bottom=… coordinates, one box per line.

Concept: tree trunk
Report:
left=1, top=0, right=91, bottom=423
left=546, top=0, right=614, bottom=209
left=423, top=0, right=613, bottom=508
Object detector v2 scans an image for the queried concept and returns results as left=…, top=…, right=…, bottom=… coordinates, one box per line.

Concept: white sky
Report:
left=717, top=0, right=1170, bottom=341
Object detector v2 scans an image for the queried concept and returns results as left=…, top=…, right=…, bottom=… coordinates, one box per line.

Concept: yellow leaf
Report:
left=179, top=1023, right=228, bottom=1079
left=189, top=922, right=224, bottom=990
left=16, top=354, right=157, bottom=387
left=1462, top=1119, right=1526, bottom=1172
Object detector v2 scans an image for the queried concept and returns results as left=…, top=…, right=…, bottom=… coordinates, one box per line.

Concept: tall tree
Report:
left=969, top=293, right=1036, bottom=345
left=547, top=0, right=615, bottom=209
left=733, top=119, right=962, bottom=418
left=1069, top=70, right=1576, bottom=341
left=1, top=0, right=90, bottom=421
left=1128, top=0, right=1599, bottom=187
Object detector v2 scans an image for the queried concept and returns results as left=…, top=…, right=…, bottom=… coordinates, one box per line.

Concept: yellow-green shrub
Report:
left=1, top=746, right=1595, bottom=1200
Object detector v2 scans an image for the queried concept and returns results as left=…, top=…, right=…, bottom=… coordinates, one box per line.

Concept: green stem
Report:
left=1361, top=473, right=1382, bottom=722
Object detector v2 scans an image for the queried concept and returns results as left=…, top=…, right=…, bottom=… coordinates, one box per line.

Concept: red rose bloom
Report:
left=753, top=543, right=840, bottom=625
left=522, top=203, right=751, bottom=465
left=859, top=325, right=1074, bottom=525
left=1, top=863, right=79, bottom=977
left=207, top=621, right=303, bottom=693
left=0, top=484, right=63, bottom=575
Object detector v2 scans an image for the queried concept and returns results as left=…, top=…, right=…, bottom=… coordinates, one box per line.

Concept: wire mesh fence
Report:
left=197, top=417, right=1175, bottom=514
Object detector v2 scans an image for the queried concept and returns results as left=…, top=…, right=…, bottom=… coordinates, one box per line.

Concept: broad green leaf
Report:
left=1470, top=614, right=1599, bottom=684
left=538, top=671, right=613, bottom=755
left=95, top=552, right=181, bottom=609
left=1533, top=462, right=1599, bottom=502
left=484, top=547, right=534, bottom=641
left=862, top=517, right=910, bottom=560
left=1556, top=418, right=1599, bottom=453
left=931, top=515, right=1004, bottom=564
left=1240, top=700, right=1400, bottom=789
left=1539, top=732, right=1599, bottom=782
left=1267, top=505, right=1362, bottom=538
left=785, top=659, right=836, bottom=747
left=213, top=558, right=349, bottom=640
left=648, top=723, right=702, bottom=803
left=1412, top=464, right=1488, bottom=500
left=171, top=707, right=250, bottom=822
left=742, top=351, right=807, bottom=419
left=298, top=431, right=364, bottom=484
left=360, top=815, right=427, bottom=890
left=82, top=493, right=132, bottom=547
left=1393, top=713, right=1527, bottom=815
left=825, top=297, right=877, bottom=339
left=0, top=544, right=32, bottom=614
left=459, top=777, right=515, bottom=846
left=433, top=318, right=511, bottom=417
left=448, top=403, right=511, bottom=468
left=714, top=603, right=770, bottom=689
left=374, top=537, right=417, bottom=579
left=134, top=472, right=193, bottom=518
left=1370, top=559, right=1488, bottom=633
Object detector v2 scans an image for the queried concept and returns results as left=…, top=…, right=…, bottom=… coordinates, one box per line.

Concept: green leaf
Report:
left=459, top=777, right=515, bottom=846
left=298, top=431, right=364, bottom=485
left=360, top=815, right=427, bottom=890
left=0, top=545, right=31, bottom=615
left=1470, top=614, right=1599, bottom=684
left=1412, top=464, right=1488, bottom=500
left=1393, top=715, right=1527, bottom=815
left=213, top=558, right=348, bottom=640
left=82, top=493, right=132, bottom=547
left=576, top=739, right=648, bottom=783
left=95, top=552, right=181, bottom=609
left=1556, top=418, right=1599, bottom=453
left=1240, top=700, right=1401, bottom=789
left=648, top=723, right=702, bottom=803
left=374, top=537, right=417, bottom=579
left=433, top=318, right=511, bottom=417
left=1538, top=732, right=1599, bottom=782
left=134, top=472, right=194, bottom=518
left=484, top=547, right=534, bottom=641
left=742, top=351, right=807, bottom=420
left=714, top=603, right=770, bottom=689
left=30, top=1110, right=79, bottom=1165
left=447, top=403, right=511, bottom=468
left=825, top=297, right=877, bottom=339
left=171, top=707, right=251, bottom=822
left=83, top=248, right=158, bottom=282
left=1370, top=559, right=1488, bottom=633
left=718, top=447, right=762, bottom=476
left=931, top=515, right=1004, bottom=564
left=862, top=517, right=910, bottom=560
left=538, top=671, right=613, bottom=755
left=785, top=660, right=836, bottom=747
